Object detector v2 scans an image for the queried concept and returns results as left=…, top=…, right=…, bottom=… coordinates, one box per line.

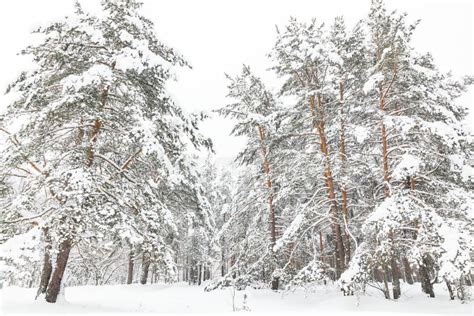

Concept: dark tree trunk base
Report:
left=402, top=257, right=414, bottom=285
left=445, top=279, right=455, bottom=300
left=141, top=253, right=151, bottom=285
left=127, top=251, right=134, bottom=284
left=271, top=277, right=279, bottom=291
left=36, top=252, right=52, bottom=299
left=419, top=257, right=435, bottom=298
left=45, top=239, right=72, bottom=303
left=36, top=229, right=53, bottom=299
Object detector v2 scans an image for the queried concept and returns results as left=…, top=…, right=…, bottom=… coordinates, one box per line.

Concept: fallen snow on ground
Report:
left=0, top=282, right=471, bottom=315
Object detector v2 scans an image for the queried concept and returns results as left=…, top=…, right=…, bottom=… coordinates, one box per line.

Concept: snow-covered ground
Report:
left=0, top=282, right=471, bottom=315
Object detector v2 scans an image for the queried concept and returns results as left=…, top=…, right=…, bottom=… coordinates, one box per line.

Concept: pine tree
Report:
left=270, top=18, right=349, bottom=278
left=210, top=65, right=283, bottom=290
left=0, top=0, right=210, bottom=302
left=341, top=0, right=473, bottom=300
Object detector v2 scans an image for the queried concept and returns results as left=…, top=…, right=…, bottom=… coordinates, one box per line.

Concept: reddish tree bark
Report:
left=85, top=61, right=115, bottom=167
left=338, top=82, right=352, bottom=264
left=257, top=124, right=279, bottom=290
left=309, top=94, right=346, bottom=277
left=420, top=256, right=435, bottom=298
left=45, top=239, right=72, bottom=303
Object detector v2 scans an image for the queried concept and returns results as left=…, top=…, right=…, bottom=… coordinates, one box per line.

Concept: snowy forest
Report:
left=0, top=0, right=472, bottom=314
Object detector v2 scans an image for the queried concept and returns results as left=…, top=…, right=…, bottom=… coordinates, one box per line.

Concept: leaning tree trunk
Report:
left=46, top=62, right=111, bottom=304
left=42, top=101, right=84, bottom=303
left=310, top=94, right=346, bottom=277
left=127, top=251, right=134, bottom=284
left=36, top=228, right=53, bottom=299
left=37, top=249, right=52, bottom=296
left=140, top=252, right=151, bottom=285
left=45, top=239, right=72, bottom=303
left=257, top=124, right=279, bottom=290
left=445, top=278, right=455, bottom=300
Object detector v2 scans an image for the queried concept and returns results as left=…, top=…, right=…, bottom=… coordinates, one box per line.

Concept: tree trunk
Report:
left=198, top=264, right=202, bottom=286
left=390, top=256, right=401, bottom=299
left=28, top=267, right=37, bottom=288
left=338, top=82, right=352, bottom=265
left=36, top=228, right=52, bottom=299
left=465, top=274, right=472, bottom=286
left=382, top=266, right=391, bottom=299
left=419, top=256, right=435, bottom=298
left=257, top=125, right=279, bottom=290
left=445, top=278, right=455, bottom=300
left=127, top=251, right=134, bottom=284
left=271, top=277, right=279, bottom=291
left=45, top=239, right=72, bottom=303
left=457, top=278, right=466, bottom=301
left=310, top=94, right=346, bottom=277
left=402, top=257, right=414, bottom=285
left=150, top=265, right=155, bottom=284
left=140, top=253, right=151, bottom=285
left=186, top=258, right=190, bottom=283
left=374, top=268, right=383, bottom=283
left=319, top=231, right=326, bottom=268
left=221, top=237, right=226, bottom=277
left=379, top=87, right=401, bottom=299
left=401, top=179, right=415, bottom=285
left=385, top=265, right=393, bottom=282
left=85, top=61, right=115, bottom=167
left=37, top=252, right=52, bottom=297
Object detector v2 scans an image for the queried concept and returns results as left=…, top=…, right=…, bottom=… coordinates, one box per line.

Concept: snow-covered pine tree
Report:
left=0, top=0, right=210, bottom=302
left=326, top=17, right=369, bottom=268
left=341, top=0, right=473, bottom=300
left=171, top=154, right=217, bottom=285
left=200, top=159, right=236, bottom=280
left=193, top=157, right=236, bottom=283
left=265, top=16, right=373, bottom=289
left=270, top=17, right=350, bottom=279
left=206, top=167, right=274, bottom=291
left=210, top=65, right=283, bottom=290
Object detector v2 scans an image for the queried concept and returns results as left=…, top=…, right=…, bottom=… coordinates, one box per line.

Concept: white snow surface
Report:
left=0, top=282, right=470, bottom=315
left=352, top=125, right=369, bottom=144
left=273, top=213, right=304, bottom=252
left=363, top=72, right=384, bottom=94
left=392, top=154, right=423, bottom=180
left=0, top=228, right=42, bottom=272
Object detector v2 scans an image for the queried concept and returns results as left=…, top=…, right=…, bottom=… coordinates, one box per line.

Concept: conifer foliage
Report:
left=0, top=0, right=472, bottom=304
left=209, top=0, right=472, bottom=300
left=0, top=0, right=211, bottom=303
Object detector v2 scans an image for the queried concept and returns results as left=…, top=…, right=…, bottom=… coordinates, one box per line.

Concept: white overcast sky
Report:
left=0, top=0, right=472, bottom=160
